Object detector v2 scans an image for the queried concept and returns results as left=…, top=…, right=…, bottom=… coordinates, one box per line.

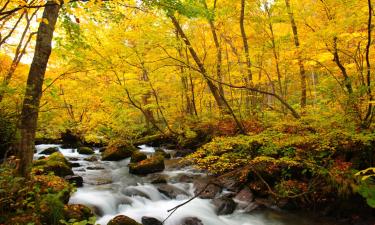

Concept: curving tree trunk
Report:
left=17, top=1, right=60, bottom=177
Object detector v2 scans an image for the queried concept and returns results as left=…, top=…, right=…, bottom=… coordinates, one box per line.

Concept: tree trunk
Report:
left=285, top=0, right=307, bottom=108
left=17, top=1, right=60, bottom=177
left=240, top=0, right=252, bottom=82
left=203, top=0, right=224, bottom=97
left=169, top=14, right=246, bottom=134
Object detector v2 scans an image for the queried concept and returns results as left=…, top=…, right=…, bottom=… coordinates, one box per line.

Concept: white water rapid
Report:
left=35, top=144, right=331, bottom=225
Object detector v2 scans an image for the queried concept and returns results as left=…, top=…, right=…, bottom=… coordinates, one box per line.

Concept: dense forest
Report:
left=1, top=0, right=375, bottom=224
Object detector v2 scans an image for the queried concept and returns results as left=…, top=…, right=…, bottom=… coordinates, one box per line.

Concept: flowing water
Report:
left=35, top=144, right=335, bottom=225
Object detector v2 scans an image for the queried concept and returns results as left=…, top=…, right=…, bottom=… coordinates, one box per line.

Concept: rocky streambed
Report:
left=34, top=144, right=337, bottom=225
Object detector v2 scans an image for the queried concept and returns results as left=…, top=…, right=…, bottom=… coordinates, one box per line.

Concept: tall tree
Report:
left=17, top=1, right=61, bottom=177
left=285, top=0, right=307, bottom=108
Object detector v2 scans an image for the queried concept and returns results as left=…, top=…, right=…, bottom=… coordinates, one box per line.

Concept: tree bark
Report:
left=17, top=1, right=60, bottom=177
left=285, top=0, right=307, bottom=108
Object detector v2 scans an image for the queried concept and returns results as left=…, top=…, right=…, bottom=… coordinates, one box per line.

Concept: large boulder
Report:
left=40, top=147, right=59, bottom=155
left=193, top=178, right=222, bottom=199
left=129, top=155, right=165, bottom=175
left=102, top=143, right=136, bottom=161
left=32, top=152, right=73, bottom=177
left=107, top=215, right=141, bottom=225
left=77, top=146, right=95, bottom=155
left=156, top=184, right=189, bottom=199
left=63, top=204, right=94, bottom=222
left=141, top=216, right=162, bottom=225
left=212, top=196, right=237, bottom=215
left=130, top=151, right=147, bottom=163
left=181, top=217, right=204, bottom=225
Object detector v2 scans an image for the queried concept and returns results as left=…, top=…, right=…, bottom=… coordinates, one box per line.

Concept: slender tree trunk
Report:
left=240, top=0, right=252, bottom=82
left=203, top=0, right=224, bottom=97
left=0, top=10, right=37, bottom=103
left=285, top=0, right=307, bottom=108
left=364, top=0, right=373, bottom=126
left=17, top=1, right=60, bottom=177
left=170, top=14, right=246, bottom=134
left=140, top=66, right=155, bottom=130
left=265, top=4, right=283, bottom=97
left=176, top=31, right=194, bottom=115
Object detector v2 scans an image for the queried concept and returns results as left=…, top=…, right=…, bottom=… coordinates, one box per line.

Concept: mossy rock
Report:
left=155, top=148, right=171, bottom=159
left=32, top=152, right=73, bottom=177
left=63, top=204, right=94, bottom=222
left=130, top=151, right=147, bottom=163
left=107, top=215, right=141, bottom=225
left=77, top=146, right=95, bottom=155
left=40, top=147, right=59, bottom=155
left=129, top=155, right=165, bottom=175
left=102, top=143, right=136, bottom=161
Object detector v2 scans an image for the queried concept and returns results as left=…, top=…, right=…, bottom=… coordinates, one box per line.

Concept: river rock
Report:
left=63, top=204, right=94, bottom=221
left=70, top=162, right=81, bottom=167
left=129, top=155, right=165, bottom=175
left=181, top=217, right=204, bottom=225
left=102, top=143, right=136, bottom=161
left=150, top=174, right=168, bottom=184
left=87, top=166, right=105, bottom=170
left=155, top=148, right=171, bottom=159
left=122, top=187, right=151, bottom=199
left=64, top=175, right=83, bottom=187
left=130, top=151, right=147, bottom=163
left=107, top=215, right=142, bottom=225
left=84, top=156, right=98, bottom=162
left=141, top=216, right=162, bottom=225
left=32, top=152, right=73, bottom=177
left=157, top=184, right=188, bottom=199
left=234, top=187, right=254, bottom=204
left=40, top=147, right=59, bottom=155
left=193, top=178, right=222, bottom=199
left=68, top=157, right=80, bottom=161
left=77, top=146, right=95, bottom=155
left=212, top=196, right=237, bottom=215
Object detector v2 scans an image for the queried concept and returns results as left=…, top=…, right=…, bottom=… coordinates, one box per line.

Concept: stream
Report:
left=35, top=144, right=335, bottom=225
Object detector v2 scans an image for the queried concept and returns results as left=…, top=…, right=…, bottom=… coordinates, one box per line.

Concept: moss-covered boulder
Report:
left=130, top=151, right=147, bottom=163
left=32, top=152, right=73, bottom=177
left=129, top=155, right=165, bottom=175
left=155, top=148, right=171, bottom=159
left=63, top=204, right=94, bottom=222
left=102, top=143, right=136, bottom=161
left=40, top=147, right=59, bottom=155
left=77, top=146, right=95, bottom=155
left=107, top=215, right=141, bottom=225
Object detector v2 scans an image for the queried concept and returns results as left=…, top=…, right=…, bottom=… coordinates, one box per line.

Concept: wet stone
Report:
left=141, top=216, right=162, bottom=225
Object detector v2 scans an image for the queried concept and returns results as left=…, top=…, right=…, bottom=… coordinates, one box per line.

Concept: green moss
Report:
left=130, top=151, right=147, bottom=163
left=129, top=155, right=165, bottom=175
left=107, top=215, right=141, bottom=225
left=102, top=142, right=136, bottom=161
left=77, top=146, right=94, bottom=155
left=32, top=152, right=73, bottom=177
